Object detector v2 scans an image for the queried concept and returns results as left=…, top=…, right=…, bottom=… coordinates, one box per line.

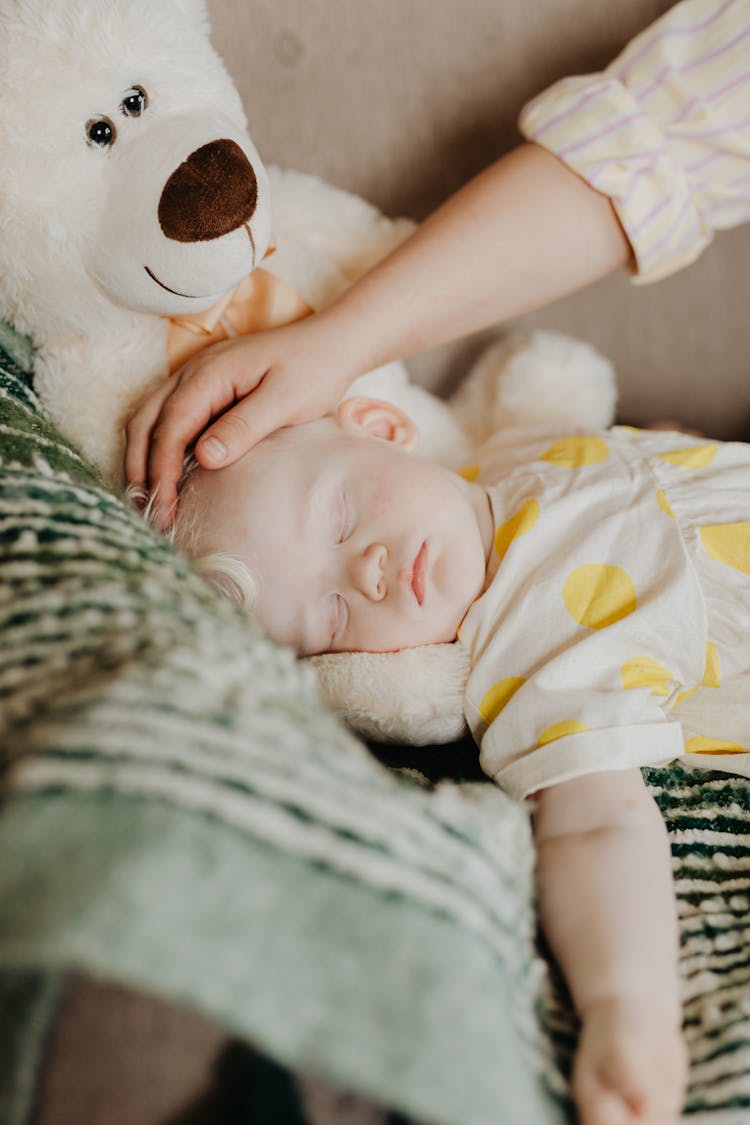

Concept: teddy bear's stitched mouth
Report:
left=144, top=265, right=201, bottom=299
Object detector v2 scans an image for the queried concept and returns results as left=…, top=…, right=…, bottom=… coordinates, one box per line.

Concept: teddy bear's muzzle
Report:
left=158, top=138, right=258, bottom=244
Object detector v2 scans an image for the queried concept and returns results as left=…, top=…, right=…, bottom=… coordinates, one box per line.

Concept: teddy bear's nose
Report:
left=158, top=139, right=258, bottom=243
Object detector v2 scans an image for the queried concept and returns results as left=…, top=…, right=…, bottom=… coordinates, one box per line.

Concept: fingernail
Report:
left=199, top=436, right=227, bottom=463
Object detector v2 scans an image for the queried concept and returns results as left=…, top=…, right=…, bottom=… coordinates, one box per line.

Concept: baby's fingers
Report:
left=583, top=1088, right=633, bottom=1125
left=574, top=1067, right=633, bottom=1125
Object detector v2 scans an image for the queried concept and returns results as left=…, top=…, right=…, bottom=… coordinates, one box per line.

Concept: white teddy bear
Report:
left=0, top=0, right=618, bottom=747
left=0, top=0, right=467, bottom=482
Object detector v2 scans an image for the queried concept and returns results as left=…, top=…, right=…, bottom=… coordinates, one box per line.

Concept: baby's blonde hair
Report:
left=127, top=454, right=259, bottom=612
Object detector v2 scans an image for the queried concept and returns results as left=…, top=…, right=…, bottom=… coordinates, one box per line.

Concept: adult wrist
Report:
left=313, top=298, right=384, bottom=384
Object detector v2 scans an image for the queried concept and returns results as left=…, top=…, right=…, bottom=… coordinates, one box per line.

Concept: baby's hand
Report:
left=124, top=313, right=356, bottom=526
left=572, top=995, right=688, bottom=1125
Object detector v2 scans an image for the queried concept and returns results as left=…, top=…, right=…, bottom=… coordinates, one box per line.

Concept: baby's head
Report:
left=172, top=397, right=493, bottom=656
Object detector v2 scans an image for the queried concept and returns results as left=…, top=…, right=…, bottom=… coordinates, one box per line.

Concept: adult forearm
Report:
left=321, top=143, right=631, bottom=373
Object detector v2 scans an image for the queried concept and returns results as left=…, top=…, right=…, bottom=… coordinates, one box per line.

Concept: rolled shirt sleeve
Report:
left=518, top=0, right=750, bottom=283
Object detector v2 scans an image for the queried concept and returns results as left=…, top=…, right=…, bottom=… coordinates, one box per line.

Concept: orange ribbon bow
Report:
left=167, top=263, right=313, bottom=375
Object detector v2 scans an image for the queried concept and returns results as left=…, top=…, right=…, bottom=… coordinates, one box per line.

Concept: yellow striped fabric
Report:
left=519, top=0, right=750, bottom=283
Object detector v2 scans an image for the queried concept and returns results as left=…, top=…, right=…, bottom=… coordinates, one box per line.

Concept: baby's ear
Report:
left=336, top=397, right=418, bottom=450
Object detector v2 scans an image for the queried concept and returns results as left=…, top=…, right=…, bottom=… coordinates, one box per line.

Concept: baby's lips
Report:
left=410, top=541, right=428, bottom=605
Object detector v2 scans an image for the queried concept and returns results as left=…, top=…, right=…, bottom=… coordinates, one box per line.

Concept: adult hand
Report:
left=124, top=313, right=357, bottom=526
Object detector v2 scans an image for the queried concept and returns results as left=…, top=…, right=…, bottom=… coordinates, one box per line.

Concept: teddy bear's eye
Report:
left=86, top=117, right=116, bottom=148
left=121, top=86, right=148, bottom=118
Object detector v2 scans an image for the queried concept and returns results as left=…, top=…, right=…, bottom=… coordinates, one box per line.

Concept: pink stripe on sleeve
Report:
left=525, top=84, right=606, bottom=142
left=585, top=148, right=668, bottom=193
left=628, top=192, right=673, bottom=237
left=637, top=64, right=675, bottom=103
left=686, top=149, right=724, bottom=174
left=628, top=24, right=750, bottom=103
left=639, top=198, right=703, bottom=265
left=683, top=110, right=750, bottom=141
left=683, top=19, right=750, bottom=72
left=706, top=63, right=750, bottom=103
left=556, top=111, right=642, bottom=158
left=668, top=95, right=700, bottom=126
left=616, top=0, right=740, bottom=81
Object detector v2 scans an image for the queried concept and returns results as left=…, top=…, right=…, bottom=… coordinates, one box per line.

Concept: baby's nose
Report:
left=351, top=543, right=387, bottom=602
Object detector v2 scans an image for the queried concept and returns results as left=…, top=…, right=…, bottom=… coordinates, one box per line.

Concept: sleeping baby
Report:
left=152, top=392, right=750, bottom=1125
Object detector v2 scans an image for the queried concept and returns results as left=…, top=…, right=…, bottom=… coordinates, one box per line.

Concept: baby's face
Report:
left=179, top=399, right=492, bottom=655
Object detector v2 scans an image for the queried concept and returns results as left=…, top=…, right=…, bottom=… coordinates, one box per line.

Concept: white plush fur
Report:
left=312, top=644, right=473, bottom=746
left=0, top=0, right=617, bottom=747
left=451, top=331, right=618, bottom=448
left=0, top=0, right=466, bottom=481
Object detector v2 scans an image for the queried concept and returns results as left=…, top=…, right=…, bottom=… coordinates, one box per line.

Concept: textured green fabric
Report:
left=2, top=324, right=750, bottom=1124
left=0, top=325, right=558, bottom=1125
left=0, top=971, right=63, bottom=1125
left=651, top=767, right=750, bottom=1119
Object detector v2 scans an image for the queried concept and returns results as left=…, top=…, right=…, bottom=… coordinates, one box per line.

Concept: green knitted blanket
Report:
left=0, top=324, right=749, bottom=1124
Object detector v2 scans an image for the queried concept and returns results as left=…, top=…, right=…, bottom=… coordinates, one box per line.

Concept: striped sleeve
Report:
left=518, top=0, right=750, bottom=283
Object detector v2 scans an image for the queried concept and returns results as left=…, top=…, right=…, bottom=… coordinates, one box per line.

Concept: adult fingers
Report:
left=145, top=370, right=248, bottom=526
left=123, top=378, right=177, bottom=489
left=193, top=372, right=324, bottom=468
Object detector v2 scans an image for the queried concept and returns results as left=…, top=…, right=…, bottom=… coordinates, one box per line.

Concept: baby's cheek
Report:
left=369, top=482, right=400, bottom=520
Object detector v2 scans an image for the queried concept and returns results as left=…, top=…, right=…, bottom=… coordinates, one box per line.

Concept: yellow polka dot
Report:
left=656, top=489, right=674, bottom=518
left=675, top=686, right=698, bottom=707
left=537, top=720, right=589, bottom=747
left=562, top=564, right=637, bottom=630
left=458, top=463, right=479, bottom=482
left=685, top=736, right=748, bottom=755
left=700, top=522, right=750, bottom=575
left=619, top=425, right=642, bottom=433
left=479, top=677, right=525, bottom=725
left=494, top=498, right=540, bottom=561
left=621, top=657, right=673, bottom=697
left=539, top=436, right=609, bottom=468
left=703, top=642, right=720, bottom=688
left=657, top=444, right=717, bottom=469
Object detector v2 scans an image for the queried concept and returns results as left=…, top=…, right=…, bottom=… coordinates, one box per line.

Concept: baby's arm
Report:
left=534, top=768, right=687, bottom=1125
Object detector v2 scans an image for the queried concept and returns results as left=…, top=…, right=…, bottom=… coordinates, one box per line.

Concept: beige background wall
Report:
left=209, top=0, right=750, bottom=438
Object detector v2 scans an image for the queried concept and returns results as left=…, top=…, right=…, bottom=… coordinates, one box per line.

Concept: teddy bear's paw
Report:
left=309, top=643, right=470, bottom=746
left=451, top=330, right=618, bottom=447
